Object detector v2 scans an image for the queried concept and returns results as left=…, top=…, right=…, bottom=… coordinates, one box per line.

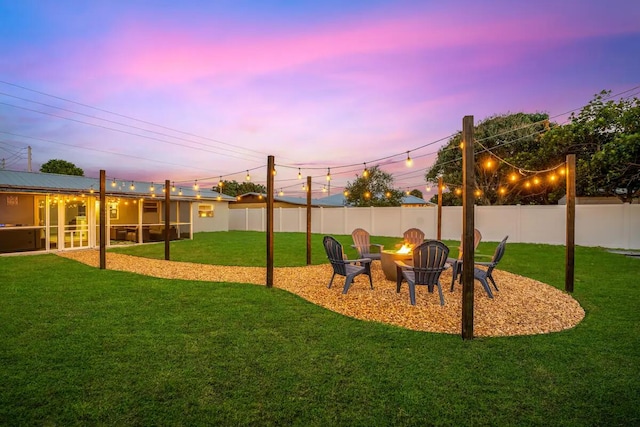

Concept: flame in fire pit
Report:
left=397, top=244, right=412, bottom=254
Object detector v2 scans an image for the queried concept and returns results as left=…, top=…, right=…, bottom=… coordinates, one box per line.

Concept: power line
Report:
left=0, top=80, right=272, bottom=160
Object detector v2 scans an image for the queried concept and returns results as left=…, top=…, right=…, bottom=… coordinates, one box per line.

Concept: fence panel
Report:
left=228, top=204, right=640, bottom=249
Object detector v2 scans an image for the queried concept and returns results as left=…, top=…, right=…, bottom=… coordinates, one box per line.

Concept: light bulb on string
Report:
left=130, top=182, right=135, bottom=191
left=326, top=168, right=331, bottom=181
left=178, top=188, right=183, bottom=196
left=246, top=170, right=251, bottom=181
left=343, top=190, right=349, bottom=196
left=363, top=163, right=369, bottom=178
left=406, top=151, right=413, bottom=167
left=272, top=165, right=277, bottom=176
left=218, top=177, right=223, bottom=188
left=172, top=182, right=176, bottom=192
left=298, top=168, right=302, bottom=180
left=279, top=189, right=284, bottom=196
left=149, top=182, right=155, bottom=192
left=111, top=178, right=117, bottom=187
left=194, top=180, right=199, bottom=190
left=322, top=185, right=327, bottom=193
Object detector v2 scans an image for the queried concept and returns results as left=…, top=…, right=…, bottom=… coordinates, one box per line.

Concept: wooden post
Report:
left=99, top=170, right=106, bottom=270
left=306, top=176, right=312, bottom=265
left=437, top=176, right=443, bottom=240
left=266, top=155, right=274, bottom=288
left=164, top=179, right=171, bottom=260
left=461, top=116, right=475, bottom=340
left=565, top=154, right=576, bottom=293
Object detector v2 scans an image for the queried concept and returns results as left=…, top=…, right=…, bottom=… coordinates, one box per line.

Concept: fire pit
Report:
left=380, top=244, right=414, bottom=281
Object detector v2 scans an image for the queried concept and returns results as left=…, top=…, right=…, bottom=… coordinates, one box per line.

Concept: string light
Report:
left=111, top=178, right=116, bottom=187
left=364, top=191, right=371, bottom=198
left=196, top=192, right=201, bottom=199
left=298, top=168, right=302, bottom=180
left=406, top=151, right=413, bottom=167
left=172, top=182, right=176, bottom=192
left=343, top=190, right=349, bottom=196
left=279, top=189, right=284, bottom=196
left=149, top=182, right=155, bottom=192
left=272, top=165, right=277, bottom=176
left=385, top=191, right=391, bottom=198
left=485, top=158, right=493, bottom=169
left=130, top=182, right=135, bottom=190
left=246, top=170, right=251, bottom=181
left=326, top=168, right=331, bottom=181
left=218, top=176, right=223, bottom=188
left=178, top=188, right=183, bottom=196
left=193, top=180, right=199, bottom=190
left=363, top=163, right=369, bottom=178
left=322, top=185, right=327, bottom=193
left=89, top=186, right=94, bottom=194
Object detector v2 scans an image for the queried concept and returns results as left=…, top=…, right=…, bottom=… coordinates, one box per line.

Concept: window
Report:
left=143, top=201, right=158, bottom=213
left=198, top=204, right=214, bottom=218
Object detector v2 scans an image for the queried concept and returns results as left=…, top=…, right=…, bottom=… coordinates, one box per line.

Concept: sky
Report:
left=0, top=0, right=639, bottom=197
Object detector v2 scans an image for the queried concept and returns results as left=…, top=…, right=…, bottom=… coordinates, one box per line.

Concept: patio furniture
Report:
left=323, top=235, right=373, bottom=294
left=399, top=228, right=425, bottom=247
left=473, top=235, right=509, bottom=299
left=396, top=240, right=450, bottom=306
left=351, top=228, right=384, bottom=261
left=448, top=228, right=482, bottom=290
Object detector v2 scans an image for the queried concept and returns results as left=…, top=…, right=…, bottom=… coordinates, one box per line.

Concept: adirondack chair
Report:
left=395, top=240, right=450, bottom=306
left=351, top=228, right=384, bottom=261
left=323, top=236, right=373, bottom=294
left=473, top=236, right=509, bottom=298
left=448, top=228, right=482, bottom=290
left=401, top=228, right=425, bottom=247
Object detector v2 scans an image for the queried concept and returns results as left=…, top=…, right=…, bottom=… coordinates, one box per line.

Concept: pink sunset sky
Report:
left=1, top=0, right=638, bottom=196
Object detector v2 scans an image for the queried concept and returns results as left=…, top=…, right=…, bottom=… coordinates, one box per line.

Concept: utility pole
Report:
left=27, top=146, right=32, bottom=172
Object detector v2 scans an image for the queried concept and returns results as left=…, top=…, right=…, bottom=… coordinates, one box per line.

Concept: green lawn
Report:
left=1, top=231, right=639, bottom=426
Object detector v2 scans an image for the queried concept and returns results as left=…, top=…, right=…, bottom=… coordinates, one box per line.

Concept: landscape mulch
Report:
left=58, top=250, right=585, bottom=337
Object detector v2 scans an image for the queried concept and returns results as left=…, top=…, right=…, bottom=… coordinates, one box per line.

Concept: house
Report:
left=230, top=192, right=434, bottom=208
left=314, top=193, right=434, bottom=207
left=229, top=192, right=322, bottom=209
left=0, top=170, right=235, bottom=254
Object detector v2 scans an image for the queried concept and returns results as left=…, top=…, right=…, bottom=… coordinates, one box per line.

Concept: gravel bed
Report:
left=57, top=250, right=585, bottom=337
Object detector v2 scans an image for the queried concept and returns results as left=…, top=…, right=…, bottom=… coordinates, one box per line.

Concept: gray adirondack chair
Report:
left=448, top=228, right=482, bottom=290
left=473, top=236, right=509, bottom=298
left=323, top=236, right=373, bottom=294
left=351, top=228, right=384, bottom=261
left=395, top=240, right=450, bottom=306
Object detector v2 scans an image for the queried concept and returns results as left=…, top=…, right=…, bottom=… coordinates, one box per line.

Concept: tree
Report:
left=40, top=159, right=84, bottom=176
left=214, top=180, right=266, bottom=197
left=426, top=113, right=562, bottom=205
left=543, top=90, right=640, bottom=202
left=344, top=165, right=403, bottom=206
left=409, top=189, right=423, bottom=199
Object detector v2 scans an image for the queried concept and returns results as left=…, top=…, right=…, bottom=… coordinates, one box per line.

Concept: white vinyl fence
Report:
left=229, top=204, right=640, bottom=250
